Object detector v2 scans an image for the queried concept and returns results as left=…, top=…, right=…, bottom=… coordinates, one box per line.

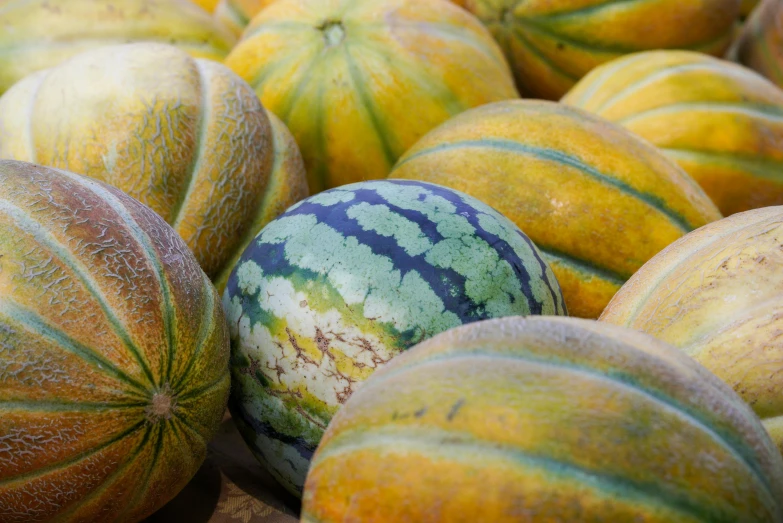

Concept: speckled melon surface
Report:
left=0, top=160, right=230, bottom=522
left=302, top=316, right=783, bottom=523
left=0, top=42, right=308, bottom=284
left=223, top=179, right=566, bottom=497
left=600, top=206, right=783, bottom=458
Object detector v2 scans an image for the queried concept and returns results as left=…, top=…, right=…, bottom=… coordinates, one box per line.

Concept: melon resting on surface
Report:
left=224, top=179, right=566, bottom=497
left=302, top=316, right=783, bottom=523
left=600, top=206, right=783, bottom=458
left=0, top=42, right=308, bottom=285
left=0, top=160, right=230, bottom=523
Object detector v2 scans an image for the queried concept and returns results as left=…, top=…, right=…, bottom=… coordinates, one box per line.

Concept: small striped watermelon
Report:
left=736, top=0, right=783, bottom=89
left=563, top=51, right=783, bottom=216
left=0, top=160, right=230, bottom=522
left=224, top=180, right=566, bottom=497
left=390, top=100, right=722, bottom=319
left=224, top=0, right=519, bottom=193
left=451, top=0, right=741, bottom=100
left=303, top=316, right=783, bottom=523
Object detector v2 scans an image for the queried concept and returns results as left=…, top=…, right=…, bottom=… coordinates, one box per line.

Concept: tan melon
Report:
left=601, top=206, right=783, bottom=457
left=0, top=42, right=308, bottom=286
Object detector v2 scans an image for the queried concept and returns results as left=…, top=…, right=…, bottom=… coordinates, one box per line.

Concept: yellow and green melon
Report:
left=0, top=42, right=308, bottom=290
left=450, top=0, right=740, bottom=100
left=601, top=206, right=783, bottom=457
left=190, top=0, right=220, bottom=11
left=0, top=160, right=230, bottom=522
left=224, top=0, right=519, bottom=193
left=390, top=100, right=722, bottom=319
left=0, top=0, right=236, bottom=95
left=563, top=50, right=783, bottom=217
left=736, top=0, right=783, bottom=89
left=303, top=316, right=783, bottom=522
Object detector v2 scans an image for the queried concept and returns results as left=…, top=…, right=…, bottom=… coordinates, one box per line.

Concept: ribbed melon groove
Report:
left=354, top=352, right=772, bottom=496
left=566, top=52, right=650, bottom=106
left=242, top=21, right=317, bottom=42
left=528, top=0, right=660, bottom=22
left=47, top=421, right=153, bottom=523
left=511, top=27, right=580, bottom=81
left=616, top=102, right=783, bottom=125
left=69, top=172, right=179, bottom=388
left=170, top=274, right=216, bottom=393
left=172, top=410, right=210, bottom=448
left=0, top=400, right=147, bottom=412
left=0, top=199, right=157, bottom=389
left=311, top=429, right=749, bottom=523
left=177, top=372, right=230, bottom=404
left=0, top=300, right=148, bottom=397
left=0, top=418, right=146, bottom=488
left=170, top=60, right=211, bottom=230
left=342, top=45, right=397, bottom=169
left=114, top=422, right=165, bottom=523
left=402, top=21, right=506, bottom=67
left=537, top=245, right=629, bottom=284
left=275, top=53, right=324, bottom=123
left=517, top=18, right=633, bottom=56
left=664, top=149, right=783, bottom=182
left=354, top=38, right=466, bottom=116
left=591, top=63, right=755, bottom=113
left=397, top=139, right=693, bottom=232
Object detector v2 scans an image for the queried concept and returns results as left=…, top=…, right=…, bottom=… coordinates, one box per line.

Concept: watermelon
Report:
left=0, top=160, right=230, bottom=522
left=600, top=206, right=783, bottom=457
left=0, top=42, right=308, bottom=287
left=563, top=50, right=783, bottom=216
left=224, top=0, right=519, bottom=193
left=0, top=0, right=236, bottom=95
left=224, top=179, right=566, bottom=497
left=303, top=316, right=783, bottom=522
left=451, top=0, right=741, bottom=100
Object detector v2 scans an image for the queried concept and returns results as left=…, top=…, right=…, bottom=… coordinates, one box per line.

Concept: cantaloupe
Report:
left=390, top=100, right=722, bottom=318
left=303, top=316, right=783, bottom=522
left=215, top=0, right=275, bottom=36
left=0, top=42, right=308, bottom=289
left=0, top=160, right=229, bottom=522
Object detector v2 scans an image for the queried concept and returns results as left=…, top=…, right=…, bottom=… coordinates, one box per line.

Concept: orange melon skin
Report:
left=0, top=0, right=236, bottom=96
left=190, top=0, right=220, bottom=11
left=736, top=0, right=783, bottom=89
left=563, top=50, right=783, bottom=217
left=390, top=100, right=721, bottom=319
left=0, top=42, right=308, bottom=285
left=0, top=160, right=230, bottom=523
left=302, top=316, right=783, bottom=523
left=451, top=0, right=740, bottom=100
left=600, top=206, right=783, bottom=458
left=224, top=0, right=519, bottom=194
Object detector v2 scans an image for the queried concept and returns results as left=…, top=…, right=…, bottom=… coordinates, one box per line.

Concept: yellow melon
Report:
left=390, top=100, right=721, bottom=319
left=563, top=50, right=783, bottom=216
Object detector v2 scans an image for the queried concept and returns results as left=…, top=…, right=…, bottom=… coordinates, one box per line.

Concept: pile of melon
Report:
left=2, top=0, right=783, bottom=521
